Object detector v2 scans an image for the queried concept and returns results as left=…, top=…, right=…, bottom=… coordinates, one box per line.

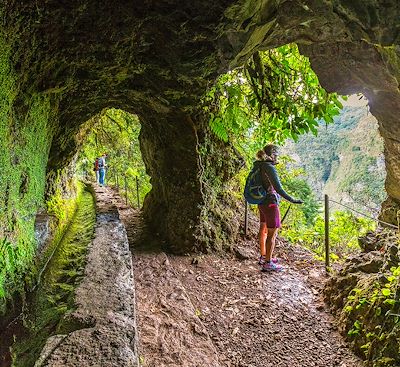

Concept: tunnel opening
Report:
left=76, top=108, right=151, bottom=209
left=280, top=93, right=387, bottom=261
left=201, top=43, right=389, bottom=262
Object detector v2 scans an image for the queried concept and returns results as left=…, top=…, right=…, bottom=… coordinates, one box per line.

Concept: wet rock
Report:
left=358, top=231, right=382, bottom=252
left=233, top=245, right=252, bottom=260
left=341, top=251, right=383, bottom=274
left=356, top=257, right=384, bottom=274
left=34, top=212, right=51, bottom=251
left=383, top=244, right=400, bottom=269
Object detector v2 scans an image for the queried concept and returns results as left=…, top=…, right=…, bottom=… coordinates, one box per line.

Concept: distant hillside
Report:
left=283, top=96, right=386, bottom=213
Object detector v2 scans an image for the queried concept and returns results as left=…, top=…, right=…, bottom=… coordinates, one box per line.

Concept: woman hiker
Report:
left=255, top=144, right=303, bottom=272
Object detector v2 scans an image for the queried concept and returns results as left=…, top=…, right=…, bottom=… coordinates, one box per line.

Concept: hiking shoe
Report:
left=261, top=261, right=283, bottom=272
left=258, top=256, right=278, bottom=265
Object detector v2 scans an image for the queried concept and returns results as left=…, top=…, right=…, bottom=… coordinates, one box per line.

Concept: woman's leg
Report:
left=259, top=222, right=267, bottom=256
left=265, top=228, right=279, bottom=261
left=99, top=169, right=105, bottom=185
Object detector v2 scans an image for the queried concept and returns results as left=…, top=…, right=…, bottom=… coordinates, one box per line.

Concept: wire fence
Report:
left=322, top=195, right=399, bottom=272
left=107, top=168, right=141, bottom=209
left=326, top=198, right=398, bottom=230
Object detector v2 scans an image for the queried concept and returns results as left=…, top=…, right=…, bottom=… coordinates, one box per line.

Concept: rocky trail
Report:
left=109, top=187, right=363, bottom=367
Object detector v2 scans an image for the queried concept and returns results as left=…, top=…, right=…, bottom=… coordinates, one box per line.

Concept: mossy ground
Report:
left=10, top=184, right=96, bottom=367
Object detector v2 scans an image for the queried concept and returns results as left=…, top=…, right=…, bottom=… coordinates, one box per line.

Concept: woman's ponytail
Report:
left=256, top=149, right=267, bottom=160
left=256, top=144, right=279, bottom=161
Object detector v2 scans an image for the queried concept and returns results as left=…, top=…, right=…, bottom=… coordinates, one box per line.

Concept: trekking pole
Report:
left=124, top=175, right=128, bottom=206
left=244, top=200, right=248, bottom=236
left=324, top=194, right=330, bottom=272
left=281, top=204, right=291, bottom=224
left=136, top=176, right=140, bottom=209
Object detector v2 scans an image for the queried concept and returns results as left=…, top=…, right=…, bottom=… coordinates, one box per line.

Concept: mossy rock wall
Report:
left=0, top=33, right=63, bottom=311
left=140, top=109, right=244, bottom=253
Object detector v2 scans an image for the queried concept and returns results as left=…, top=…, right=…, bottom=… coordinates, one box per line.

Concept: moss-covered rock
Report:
left=0, top=33, right=61, bottom=311
left=325, top=230, right=400, bottom=367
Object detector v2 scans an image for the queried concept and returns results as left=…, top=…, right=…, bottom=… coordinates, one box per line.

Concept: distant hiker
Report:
left=253, top=144, right=303, bottom=272
left=93, top=157, right=100, bottom=183
left=98, top=153, right=107, bottom=186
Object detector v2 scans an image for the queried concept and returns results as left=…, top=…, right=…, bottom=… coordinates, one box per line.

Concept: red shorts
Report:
left=258, top=204, right=281, bottom=228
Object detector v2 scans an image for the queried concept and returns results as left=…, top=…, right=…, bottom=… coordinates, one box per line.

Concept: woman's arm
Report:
left=261, top=163, right=301, bottom=203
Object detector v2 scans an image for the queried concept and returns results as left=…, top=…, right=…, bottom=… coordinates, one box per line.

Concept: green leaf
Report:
left=354, top=320, right=362, bottom=329
left=383, top=299, right=396, bottom=306
left=381, top=288, right=391, bottom=297
left=334, top=99, right=343, bottom=109
left=209, top=117, right=229, bottom=142
left=310, top=125, right=318, bottom=136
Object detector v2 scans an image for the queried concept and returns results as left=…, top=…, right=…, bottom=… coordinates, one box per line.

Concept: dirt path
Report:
left=169, top=253, right=361, bottom=367
left=110, top=188, right=362, bottom=367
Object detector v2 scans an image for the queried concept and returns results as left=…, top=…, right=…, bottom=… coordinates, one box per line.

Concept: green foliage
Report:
left=77, top=108, right=151, bottom=207
left=204, top=43, right=342, bottom=158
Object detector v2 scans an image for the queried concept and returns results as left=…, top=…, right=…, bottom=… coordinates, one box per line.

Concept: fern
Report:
left=209, top=116, right=228, bottom=142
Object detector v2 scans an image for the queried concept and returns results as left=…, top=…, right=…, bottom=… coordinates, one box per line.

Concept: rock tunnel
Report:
left=1, top=0, right=400, bottom=260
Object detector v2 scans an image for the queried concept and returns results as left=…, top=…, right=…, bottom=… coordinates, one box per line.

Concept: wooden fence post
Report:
left=124, top=175, right=128, bottom=206
left=244, top=201, right=248, bottom=236
left=136, top=176, right=140, bottom=209
left=324, top=194, right=330, bottom=272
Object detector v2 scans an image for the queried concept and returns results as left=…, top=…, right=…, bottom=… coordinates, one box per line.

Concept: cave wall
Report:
left=0, top=31, right=62, bottom=309
left=139, top=108, right=204, bottom=253
left=2, top=0, right=400, bottom=305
